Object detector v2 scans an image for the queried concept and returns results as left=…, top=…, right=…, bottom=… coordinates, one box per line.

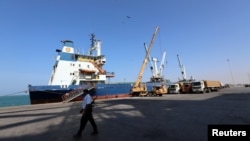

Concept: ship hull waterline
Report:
left=28, top=83, right=134, bottom=104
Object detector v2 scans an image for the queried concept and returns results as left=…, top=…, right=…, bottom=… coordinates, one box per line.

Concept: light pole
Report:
left=227, top=59, right=235, bottom=84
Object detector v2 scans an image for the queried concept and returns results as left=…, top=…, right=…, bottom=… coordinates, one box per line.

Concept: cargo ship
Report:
left=28, top=34, right=164, bottom=104
left=28, top=34, right=134, bottom=104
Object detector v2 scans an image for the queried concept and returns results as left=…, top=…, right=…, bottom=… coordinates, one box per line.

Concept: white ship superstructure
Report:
left=48, top=34, right=111, bottom=87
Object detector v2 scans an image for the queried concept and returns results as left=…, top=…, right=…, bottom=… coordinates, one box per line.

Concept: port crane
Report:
left=131, top=26, right=159, bottom=96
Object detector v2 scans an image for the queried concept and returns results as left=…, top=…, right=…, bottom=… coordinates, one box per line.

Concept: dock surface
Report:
left=1, top=87, right=250, bottom=141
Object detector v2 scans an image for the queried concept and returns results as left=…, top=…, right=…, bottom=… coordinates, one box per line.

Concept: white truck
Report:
left=192, top=80, right=221, bottom=93
left=168, top=83, right=181, bottom=94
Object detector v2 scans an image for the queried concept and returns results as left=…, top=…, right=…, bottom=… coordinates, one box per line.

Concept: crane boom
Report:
left=159, top=51, right=166, bottom=76
left=177, top=54, right=187, bottom=80
left=132, top=26, right=159, bottom=92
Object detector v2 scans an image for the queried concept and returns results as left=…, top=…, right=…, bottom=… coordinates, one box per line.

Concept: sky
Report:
left=0, top=0, right=250, bottom=95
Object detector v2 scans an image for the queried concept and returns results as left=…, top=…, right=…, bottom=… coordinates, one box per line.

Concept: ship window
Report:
left=64, top=41, right=73, bottom=47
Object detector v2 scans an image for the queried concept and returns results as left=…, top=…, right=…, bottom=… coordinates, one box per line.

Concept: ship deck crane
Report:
left=177, top=54, right=187, bottom=81
left=156, top=51, right=166, bottom=81
left=131, top=26, right=159, bottom=96
left=145, top=43, right=166, bottom=82
left=159, top=51, right=166, bottom=75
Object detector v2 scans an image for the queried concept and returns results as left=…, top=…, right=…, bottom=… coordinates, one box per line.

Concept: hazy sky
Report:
left=1, top=0, right=250, bottom=95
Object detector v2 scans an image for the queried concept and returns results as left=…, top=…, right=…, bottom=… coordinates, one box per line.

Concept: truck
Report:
left=168, top=81, right=193, bottom=94
left=168, top=83, right=181, bottom=94
left=180, top=81, right=193, bottom=93
left=192, top=80, right=221, bottom=93
left=148, top=84, right=168, bottom=96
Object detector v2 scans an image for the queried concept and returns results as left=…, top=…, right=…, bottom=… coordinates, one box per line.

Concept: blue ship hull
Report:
left=28, top=83, right=133, bottom=104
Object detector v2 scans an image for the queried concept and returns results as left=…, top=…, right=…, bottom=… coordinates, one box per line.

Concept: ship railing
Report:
left=61, top=85, right=89, bottom=103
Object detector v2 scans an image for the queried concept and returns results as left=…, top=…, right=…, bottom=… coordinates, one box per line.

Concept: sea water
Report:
left=0, top=94, right=30, bottom=107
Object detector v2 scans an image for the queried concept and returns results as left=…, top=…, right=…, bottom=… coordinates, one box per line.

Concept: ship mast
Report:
left=89, top=33, right=102, bottom=56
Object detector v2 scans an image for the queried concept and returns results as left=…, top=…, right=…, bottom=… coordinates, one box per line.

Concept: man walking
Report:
left=73, top=89, right=98, bottom=138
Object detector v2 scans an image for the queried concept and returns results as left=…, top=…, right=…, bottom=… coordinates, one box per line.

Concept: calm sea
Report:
left=0, top=94, right=30, bottom=108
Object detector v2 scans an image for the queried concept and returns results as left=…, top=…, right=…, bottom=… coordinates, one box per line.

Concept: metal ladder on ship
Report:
left=61, top=85, right=94, bottom=103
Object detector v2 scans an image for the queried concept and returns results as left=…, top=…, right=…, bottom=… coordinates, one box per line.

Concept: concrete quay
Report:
left=1, top=87, right=250, bottom=141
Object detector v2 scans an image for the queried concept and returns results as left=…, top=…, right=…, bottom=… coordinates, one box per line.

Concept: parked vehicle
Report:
left=180, top=82, right=193, bottom=93
left=192, top=80, right=221, bottom=93
left=245, top=84, right=250, bottom=87
left=168, top=81, right=192, bottom=94
left=148, top=84, right=168, bottom=96
left=168, top=83, right=181, bottom=94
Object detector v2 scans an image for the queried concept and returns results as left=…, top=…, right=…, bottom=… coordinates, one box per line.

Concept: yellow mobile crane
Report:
left=131, top=26, right=159, bottom=96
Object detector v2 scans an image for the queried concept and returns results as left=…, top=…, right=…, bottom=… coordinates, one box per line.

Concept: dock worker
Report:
left=73, top=89, right=98, bottom=138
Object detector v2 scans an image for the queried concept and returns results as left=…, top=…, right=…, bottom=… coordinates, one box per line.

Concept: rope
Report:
left=0, top=90, right=67, bottom=97
left=0, top=90, right=28, bottom=97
